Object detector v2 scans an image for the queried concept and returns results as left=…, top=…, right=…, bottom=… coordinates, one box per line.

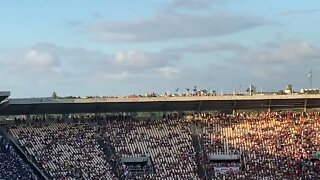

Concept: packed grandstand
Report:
left=0, top=110, right=319, bottom=180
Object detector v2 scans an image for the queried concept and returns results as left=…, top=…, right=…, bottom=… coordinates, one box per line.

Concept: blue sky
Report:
left=0, top=0, right=320, bottom=97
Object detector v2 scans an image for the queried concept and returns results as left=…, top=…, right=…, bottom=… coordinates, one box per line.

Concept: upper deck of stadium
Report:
left=1, top=93, right=320, bottom=115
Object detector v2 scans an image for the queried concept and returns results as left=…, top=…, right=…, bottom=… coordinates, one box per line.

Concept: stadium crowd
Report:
left=0, top=135, right=36, bottom=180
left=102, top=118, right=200, bottom=180
left=10, top=123, right=116, bottom=180
left=196, top=111, right=320, bottom=179
left=2, top=110, right=320, bottom=180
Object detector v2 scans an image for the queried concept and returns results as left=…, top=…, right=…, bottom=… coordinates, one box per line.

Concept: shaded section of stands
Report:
left=10, top=123, right=116, bottom=180
left=0, top=131, right=38, bottom=180
left=103, top=118, right=199, bottom=180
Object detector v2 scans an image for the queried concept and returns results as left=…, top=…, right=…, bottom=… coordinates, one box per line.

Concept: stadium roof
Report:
left=0, top=94, right=320, bottom=115
left=0, top=91, right=10, bottom=103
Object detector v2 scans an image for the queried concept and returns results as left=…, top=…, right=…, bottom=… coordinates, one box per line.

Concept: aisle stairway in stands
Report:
left=190, top=123, right=207, bottom=179
left=96, top=130, right=122, bottom=179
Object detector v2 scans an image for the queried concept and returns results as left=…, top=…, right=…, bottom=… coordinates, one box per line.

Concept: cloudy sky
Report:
left=1, top=0, right=320, bottom=98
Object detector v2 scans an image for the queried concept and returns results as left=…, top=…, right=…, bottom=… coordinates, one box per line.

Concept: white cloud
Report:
left=158, top=66, right=179, bottom=79
left=166, top=42, right=246, bottom=53
left=281, top=9, right=320, bottom=16
left=166, top=40, right=320, bottom=63
left=115, top=50, right=151, bottom=68
left=240, top=41, right=320, bottom=62
left=113, top=49, right=180, bottom=71
left=172, top=0, right=219, bottom=9
left=171, top=40, right=320, bottom=91
left=0, top=43, right=184, bottom=97
left=24, top=50, right=59, bottom=69
left=0, top=47, right=61, bottom=75
left=3, top=39, right=319, bottom=98
left=95, top=71, right=130, bottom=81
left=87, top=12, right=269, bottom=42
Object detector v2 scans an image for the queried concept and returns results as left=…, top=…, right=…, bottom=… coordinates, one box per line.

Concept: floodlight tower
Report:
left=308, top=69, right=313, bottom=89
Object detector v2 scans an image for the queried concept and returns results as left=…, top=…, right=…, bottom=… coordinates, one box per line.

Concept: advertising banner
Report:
left=214, top=167, right=240, bottom=174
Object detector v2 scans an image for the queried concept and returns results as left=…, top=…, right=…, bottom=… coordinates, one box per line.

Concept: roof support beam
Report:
left=1, top=97, right=320, bottom=115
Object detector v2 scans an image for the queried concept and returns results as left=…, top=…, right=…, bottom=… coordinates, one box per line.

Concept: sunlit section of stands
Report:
left=198, top=112, right=320, bottom=179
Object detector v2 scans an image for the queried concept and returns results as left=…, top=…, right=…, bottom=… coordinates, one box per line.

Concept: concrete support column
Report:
left=62, top=114, right=68, bottom=121
left=268, top=99, right=272, bottom=113
left=304, top=99, right=308, bottom=113
left=25, top=114, right=31, bottom=121
left=198, top=101, right=202, bottom=112
left=177, top=111, right=184, bottom=119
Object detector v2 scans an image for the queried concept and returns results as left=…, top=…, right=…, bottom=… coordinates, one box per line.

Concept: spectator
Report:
left=0, top=138, right=36, bottom=180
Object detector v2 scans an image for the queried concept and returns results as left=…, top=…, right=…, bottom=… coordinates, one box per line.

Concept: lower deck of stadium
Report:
left=1, top=111, right=320, bottom=180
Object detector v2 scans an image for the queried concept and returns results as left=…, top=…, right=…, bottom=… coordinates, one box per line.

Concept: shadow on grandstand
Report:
left=98, top=129, right=156, bottom=180
left=119, top=156, right=155, bottom=179
left=0, top=124, right=49, bottom=179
